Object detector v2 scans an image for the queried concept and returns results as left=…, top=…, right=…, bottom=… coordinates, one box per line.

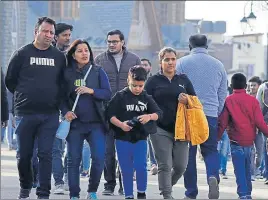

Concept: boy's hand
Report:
left=120, top=121, right=132, bottom=132
left=138, top=114, right=151, bottom=124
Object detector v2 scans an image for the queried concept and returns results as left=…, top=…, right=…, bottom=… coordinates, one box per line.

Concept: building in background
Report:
left=1, top=0, right=229, bottom=75
left=0, top=1, right=27, bottom=73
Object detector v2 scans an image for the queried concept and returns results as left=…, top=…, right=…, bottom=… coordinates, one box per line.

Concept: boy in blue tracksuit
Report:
left=107, top=66, right=162, bottom=199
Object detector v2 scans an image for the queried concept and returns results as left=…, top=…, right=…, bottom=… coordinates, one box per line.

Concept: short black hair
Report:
left=55, top=23, right=73, bottom=36
left=141, top=58, right=151, bottom=66
left=231, top=73, right=247, bottom=90
left=189, top=34, right=208, bottom=49
left=35, top=17, right=56, bottom=31
left=248, top=76, right=262, bottom=86
left=158, top=47, right=177, bottom=62
left=129, top=65, right=147, bottom=81
left=107, top=29, right=124, bottom=41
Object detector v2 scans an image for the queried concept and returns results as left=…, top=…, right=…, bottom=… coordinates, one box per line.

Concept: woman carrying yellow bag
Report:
left=145, top=47, right=196, bottom=199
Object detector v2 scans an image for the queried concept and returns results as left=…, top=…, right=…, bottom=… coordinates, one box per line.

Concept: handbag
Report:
left=56, top=65, right=93, bottom=140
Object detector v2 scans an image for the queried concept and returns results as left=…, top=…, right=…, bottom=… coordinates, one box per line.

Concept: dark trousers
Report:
left=103, top=130, right=117, bottom=190
left=32, top=139, right=39, bottom=184
left=66, top=121, right=106, bottom=198
left=231, top=143, right=252, bottom=198
left=15, top=113, right=58, bottom=197
left=184, top=116, right=220, bottom=198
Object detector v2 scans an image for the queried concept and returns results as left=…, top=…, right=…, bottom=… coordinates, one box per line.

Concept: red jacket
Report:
left=218, top=89, right=268, bottom=146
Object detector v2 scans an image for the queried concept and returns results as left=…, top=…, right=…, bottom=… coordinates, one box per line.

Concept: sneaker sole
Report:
left=54, top=190, right=64, bottom=195
left=102, top=192, right=114, bottom=196
left=208, top=177, right=219, bottom=199
left=151, top=167, right=158, bottom=175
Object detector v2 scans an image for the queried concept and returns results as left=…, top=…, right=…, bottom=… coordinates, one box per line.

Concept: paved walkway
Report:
left=1, top=143, right=268, bottom=199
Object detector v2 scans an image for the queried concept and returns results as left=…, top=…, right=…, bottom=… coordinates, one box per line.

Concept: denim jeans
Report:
left=15, top=117, right=39, bottom=185
left=15, top=113, right=59, bottom=198
left=6, top=113, right=15, bottom=147
left=230, top=142, right=252, bottom=198
left=66, top=121, right=106, bottom=198
left=52, top=137, right=65, bottom=186
left=147, top=137, right=157, bottom=166
left=184, top=116, right=220, bottom=199
left=217, top=131, right=230, bottom=174
left=82, top=140, right=91, bottom=171
left=262, top=136, right=268, bottom=179
left=1, top=127, right=6, bottom=142
left=250, top=131, right=264, bottom=176
left=116, top=140, right=148, bottom=198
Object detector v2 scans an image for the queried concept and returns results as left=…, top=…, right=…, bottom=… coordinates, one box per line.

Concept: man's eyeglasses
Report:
left=106, top=40, right=121, bottom=45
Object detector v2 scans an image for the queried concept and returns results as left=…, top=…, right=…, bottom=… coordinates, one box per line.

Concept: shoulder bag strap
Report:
left=71, top=65, right=93, bottom=112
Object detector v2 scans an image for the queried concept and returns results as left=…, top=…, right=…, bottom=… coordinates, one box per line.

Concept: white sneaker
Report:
left=54, top=184, right=64, bottom=194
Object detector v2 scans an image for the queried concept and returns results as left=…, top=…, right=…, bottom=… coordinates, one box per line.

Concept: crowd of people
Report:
left=1, top=16, right=268, bottom=200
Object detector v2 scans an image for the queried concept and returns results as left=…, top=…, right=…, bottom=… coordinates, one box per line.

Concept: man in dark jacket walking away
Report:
left=5, top=17, right=67, bottom=199
left=95, top=29, right=141, bottom=196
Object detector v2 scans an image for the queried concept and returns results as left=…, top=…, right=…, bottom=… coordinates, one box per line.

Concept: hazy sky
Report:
left=185, top=1, right=268, bottom=36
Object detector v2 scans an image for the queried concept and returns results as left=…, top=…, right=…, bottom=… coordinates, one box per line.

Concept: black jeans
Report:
left=15, top=113, right=58, bottom=197
left=103, top=130, right=117, bottom=190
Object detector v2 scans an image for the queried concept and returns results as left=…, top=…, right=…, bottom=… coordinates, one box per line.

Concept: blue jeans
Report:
left=250, top=131, right=264, bottom=176
left=184, top=116, right=220, bottom=199
left=217, top=131, right=230, bottom=174
left=52, top=137, right=65, bottom=186
left=1, top=127, right=6, bottom=142
left=116, top=140, right=148, bottom=198
left=262, top=136, right=268, bottom=179
left=148, top=137, right=157, bottom=166
left=15, top=113, right=59, bottom=197
left=230, top=142, right=252, bottom=198
left=82, top=140, right=91, bottom=171
left=66, top=121, right=106, bottom=198
left=6, top=113, right=15, bottom=147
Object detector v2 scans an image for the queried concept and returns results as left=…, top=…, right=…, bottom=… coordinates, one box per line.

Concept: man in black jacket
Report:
left=5, top=17, right=67, bottom=199
left=95, top=29, right=141, bottom=196
left=1, top=68, right=9, bottom=142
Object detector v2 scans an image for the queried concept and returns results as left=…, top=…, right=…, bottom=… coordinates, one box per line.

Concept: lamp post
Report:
left=240, top=1, right=268, bottom=79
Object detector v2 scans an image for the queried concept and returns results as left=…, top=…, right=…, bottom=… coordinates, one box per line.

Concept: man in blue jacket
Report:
left=177, top=34, right=227, bottom=199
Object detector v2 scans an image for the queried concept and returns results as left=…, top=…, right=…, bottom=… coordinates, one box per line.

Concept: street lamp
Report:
left=240, top=1, right=268, bottom=79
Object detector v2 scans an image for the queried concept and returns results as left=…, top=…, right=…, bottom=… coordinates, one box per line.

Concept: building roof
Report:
left=26, top=1, right=135, bottom=48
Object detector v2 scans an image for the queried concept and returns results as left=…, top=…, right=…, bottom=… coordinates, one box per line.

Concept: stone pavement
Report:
left=1, top=143, right=268, bottom=199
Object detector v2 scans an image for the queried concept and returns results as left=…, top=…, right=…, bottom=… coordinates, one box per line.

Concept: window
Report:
left=132, top=1, right=140, bottom=24
left=49, top=1, right=79, bottom=19
left=160, top=3, right=168, bottom=24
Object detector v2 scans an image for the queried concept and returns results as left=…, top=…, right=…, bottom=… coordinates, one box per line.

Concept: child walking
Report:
left=107, top=66, right=162, bottom=199
left=218, top=73, right=268, bottom=199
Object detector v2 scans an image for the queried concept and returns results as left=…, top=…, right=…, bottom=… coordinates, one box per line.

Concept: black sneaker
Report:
left=102, top=188, right=114, bottom=196
left=264, top=179, right=268, bottom=185
left=18, top=189, right=31, bottom=199
left=208, top=176, right=219, bottom=199
left=118, top=188, right=124, bottom=196
left=37, top=196, right=49, bottom=199
left=137, top=192, right=146, bottom=199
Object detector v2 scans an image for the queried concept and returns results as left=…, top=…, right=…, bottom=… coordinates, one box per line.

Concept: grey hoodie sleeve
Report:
left=256, top=83, right=265, bottom=110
